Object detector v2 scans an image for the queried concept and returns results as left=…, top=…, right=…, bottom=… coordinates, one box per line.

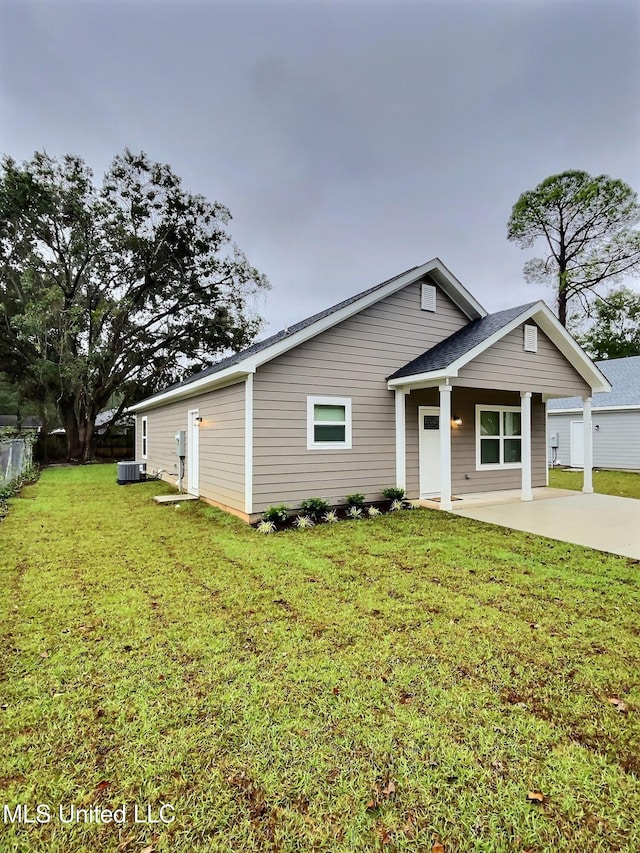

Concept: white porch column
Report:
left=520, top=391, right=533, bottom=501
left=394, top=387, right=407, bottom=491
left=582, top=396, right=594, bottom=493
left=439, top=384, right=452, bottom=511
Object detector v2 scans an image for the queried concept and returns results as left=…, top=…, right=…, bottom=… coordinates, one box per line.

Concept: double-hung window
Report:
left=476, top=405, right=521, bottom=469
left=307, top=396, right=352, bottom=449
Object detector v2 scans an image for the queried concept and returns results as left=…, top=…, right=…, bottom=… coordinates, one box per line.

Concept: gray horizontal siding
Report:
left=456, top=323, right=591, bottom=396
left=548, top=409, right=640, bottom=471
left=252, top=280, right=469, bottom=512
left=135, top=382, right=245, bottom=512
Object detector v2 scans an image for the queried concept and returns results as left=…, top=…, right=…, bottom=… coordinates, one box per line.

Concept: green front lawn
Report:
left=1, top=466, right=639, bottom=852
left=549, top=467, right=640, bottom=499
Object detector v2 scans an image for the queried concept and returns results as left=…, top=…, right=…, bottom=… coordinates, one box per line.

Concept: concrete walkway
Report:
left=452, top=491, right=640, bottom=559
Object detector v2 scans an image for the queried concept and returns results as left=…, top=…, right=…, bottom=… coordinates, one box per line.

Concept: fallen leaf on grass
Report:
left=527, top=790, right=545, bottom=803
left=381, top=780, right=396, bottom=797
left=40, top=651, right=50, bottom=659
left=432, top=841, right=446, bottom=853
left=141, top=846, right=154, bottom=853
left=375, top=824, right=393, bottom=844
left=608, top=697, right=627, bottom=713
left=95, top=780, right=111, bottom=792
left=116, top=836, right=135, bottom=851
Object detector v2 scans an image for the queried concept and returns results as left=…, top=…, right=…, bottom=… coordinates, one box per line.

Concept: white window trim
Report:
left=475, top=404, right=522, bottom=470
left=307, top=396, right=352, bottom=450
left=141, top=416, right=148, bottom=459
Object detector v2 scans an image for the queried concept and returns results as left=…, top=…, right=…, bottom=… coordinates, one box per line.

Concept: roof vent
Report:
left=524, top=324, right=538, bottom=353
left=421, top=283, right=437, bottom=312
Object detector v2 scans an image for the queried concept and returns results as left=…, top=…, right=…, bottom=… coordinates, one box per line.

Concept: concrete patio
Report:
left=424, top=489, right=640, bottom=559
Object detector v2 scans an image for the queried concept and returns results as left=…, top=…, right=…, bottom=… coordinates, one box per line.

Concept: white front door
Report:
left=419, top=406, right=441, bottom=497
left=570, top=420, right=584, bottom=468
left=187, top=409, right=200, bottom=496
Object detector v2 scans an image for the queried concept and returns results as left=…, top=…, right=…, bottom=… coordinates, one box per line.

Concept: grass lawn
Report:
left=1, top=466, right=639, bottom=853
left=549, top=467, right=640, bottom=500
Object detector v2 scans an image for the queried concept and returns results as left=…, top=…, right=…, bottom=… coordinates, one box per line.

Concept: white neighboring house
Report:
left=548, top=356, right=640, bottom=470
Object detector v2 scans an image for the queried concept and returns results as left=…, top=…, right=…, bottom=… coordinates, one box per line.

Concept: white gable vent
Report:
left=524, top=324, right=538, bottom=352
left=421, top=283, right=437, bottom=312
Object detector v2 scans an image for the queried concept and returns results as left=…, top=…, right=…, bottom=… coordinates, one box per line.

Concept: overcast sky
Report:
left=1, top=0, right=639, bottom=338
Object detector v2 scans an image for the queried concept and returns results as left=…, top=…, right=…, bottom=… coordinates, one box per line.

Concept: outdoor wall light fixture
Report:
left=452, top=415, right=463, bottom=427
left=595, top=424, right=600, bottom=431
left=195, top=416, right=203, bottom=425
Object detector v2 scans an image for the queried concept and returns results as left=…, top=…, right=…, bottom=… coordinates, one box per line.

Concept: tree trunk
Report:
left=558, top=267, right=568, bottom=327
left=58, top=397, right=100, bottom=463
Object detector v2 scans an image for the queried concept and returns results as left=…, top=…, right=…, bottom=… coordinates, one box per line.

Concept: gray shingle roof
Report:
left=547, top=355, right=640, bottom=409
left=388, top=302, right=538, bottom=380
left=158, top=265, right=419, bottom=395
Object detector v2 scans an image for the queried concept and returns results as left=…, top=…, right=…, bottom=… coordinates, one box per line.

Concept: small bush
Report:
left=345, top=493, right=365, bottom=509
left=382, top=487, right=406, bottom=502
left=367, top=506, right=382, bottom=517
left=262, top=504, right=290, bottom=524
left=323, top=510, right=339, bottom=523
left=0, top=464, right=40, bottom=520
left=300, top=497, right=330, bottom=521
left=257, top=519, right=276, bottom=534
left=293, top=515, right=315, bottom=529
left=346, top=506, right=363, bottom=519
left=390, top=499, right=405, bottom=511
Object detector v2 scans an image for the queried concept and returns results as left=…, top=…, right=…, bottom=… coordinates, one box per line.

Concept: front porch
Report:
left=392, top=382, right=595, bottom=511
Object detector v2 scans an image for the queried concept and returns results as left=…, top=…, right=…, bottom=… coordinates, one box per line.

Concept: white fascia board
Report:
left=427, top=258, right=487, bottom=319
left=530, top=305, right=611, bottom=393
left=387, top=301, right=612, bottom=394
left=131, top=258, right=485, bottom=411
left=388, top=369, right=457, bottom=390
left=549, top=404, right=640, bottom=415
left=129, top=367, right=252, bottom=412
left=445, top=301, right=611, bottom=393
left=249, top=258, right=486, bottom=373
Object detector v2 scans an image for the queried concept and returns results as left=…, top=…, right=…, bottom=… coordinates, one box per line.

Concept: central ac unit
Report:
left=117, top=461, right=147, bottom=485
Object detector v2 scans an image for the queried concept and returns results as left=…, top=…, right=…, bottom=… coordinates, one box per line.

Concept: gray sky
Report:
left=1, top=0, right=639, bottom=338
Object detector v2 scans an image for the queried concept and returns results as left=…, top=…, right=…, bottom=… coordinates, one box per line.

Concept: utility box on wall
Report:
left=175, top=430, right=186, bottom=456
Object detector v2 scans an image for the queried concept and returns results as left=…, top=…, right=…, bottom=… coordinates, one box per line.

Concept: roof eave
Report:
left=129, top=367, right=253, bottom=412
left=386, top=301, right=612, bottom=394
left=132, top=258, right=487, bottom=410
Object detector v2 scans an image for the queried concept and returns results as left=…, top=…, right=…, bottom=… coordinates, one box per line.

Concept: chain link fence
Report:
left=0, top=437, right=34, bottom=487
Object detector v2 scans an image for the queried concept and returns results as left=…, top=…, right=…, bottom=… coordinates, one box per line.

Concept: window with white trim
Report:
left=141, top=416, right=148, bottom=459
left=307, top=396, right=352, bottom=449
left=476, top=405, right=521, bottom=469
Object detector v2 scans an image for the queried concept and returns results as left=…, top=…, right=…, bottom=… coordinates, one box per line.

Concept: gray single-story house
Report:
left=548, top=355, right=640, bottom=470
left=130, top=258, right=610, bottom=522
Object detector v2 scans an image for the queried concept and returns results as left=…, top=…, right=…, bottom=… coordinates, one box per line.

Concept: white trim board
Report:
left=388, top=301, right=611, bottom=395
left=548, top=404, right=640, bottom=415
left=131, top=258, right=486, bottom=412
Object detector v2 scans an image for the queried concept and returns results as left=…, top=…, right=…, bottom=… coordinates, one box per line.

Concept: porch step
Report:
left=153, top=493, right=199, bottom=504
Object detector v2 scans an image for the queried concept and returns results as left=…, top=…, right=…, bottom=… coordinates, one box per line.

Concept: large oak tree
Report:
left=507, top=170, right=640, bottom=326
left=0, top=150, right=268, bottom=461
